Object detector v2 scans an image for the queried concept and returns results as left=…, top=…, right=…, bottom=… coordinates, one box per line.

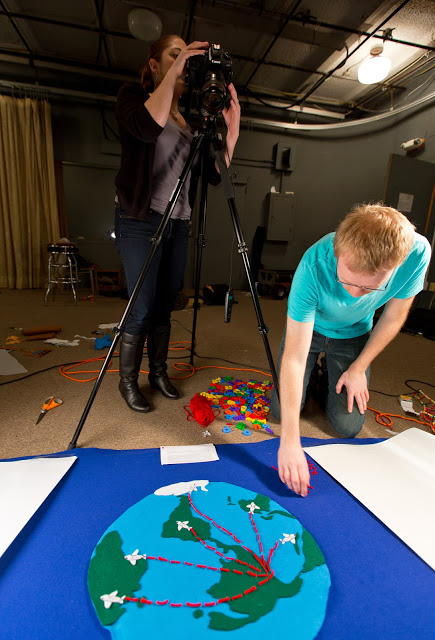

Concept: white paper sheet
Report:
left=0, top=456, right=77, bottom=558
left=397, top=192, right=414, bottom=213
left=0, top=349, right=28, bottom=375
left=160, top=444, right=219, bottom=465
left=304, top=428, right=435, bottom=571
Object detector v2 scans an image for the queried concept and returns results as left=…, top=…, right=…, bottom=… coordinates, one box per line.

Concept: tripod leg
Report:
left=190, top=139, right=211, bottom=366
left=212, top=137, right=280, bottom=402
left=68, top=132, right=205, bottom=449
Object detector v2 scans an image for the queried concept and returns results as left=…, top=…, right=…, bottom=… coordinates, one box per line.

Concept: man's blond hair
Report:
left=333, top=203, right=415, bottom=274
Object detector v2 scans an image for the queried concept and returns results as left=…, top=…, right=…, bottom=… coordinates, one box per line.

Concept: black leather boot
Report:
left=118, top=332, right=151, bottom=412
left=147, top=324, right=179, bottom=399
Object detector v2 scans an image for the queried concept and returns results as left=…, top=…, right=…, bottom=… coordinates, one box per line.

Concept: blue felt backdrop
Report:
left=0, top=437, right=434, bottom=639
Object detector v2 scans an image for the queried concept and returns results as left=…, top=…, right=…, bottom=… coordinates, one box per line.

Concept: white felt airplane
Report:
left=176, top=520, right=192, bottom=531
left=100, top=591, right=125, bottom=609
left=280, top=533, right=296, bottom=545
left=124, top=549, right=147, bottom=565
left=246, top=501, right=260, bottom=514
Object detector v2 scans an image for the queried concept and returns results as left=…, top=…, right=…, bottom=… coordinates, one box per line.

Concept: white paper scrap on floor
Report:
left=304, top=428, right=435, bottom=571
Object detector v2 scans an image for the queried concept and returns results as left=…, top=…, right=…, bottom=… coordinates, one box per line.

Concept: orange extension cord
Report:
left=367, top=407, right=429, bottom=428
left=59, top=340, right=272, bottom=383
left=59, top=340, right=431, bottom=431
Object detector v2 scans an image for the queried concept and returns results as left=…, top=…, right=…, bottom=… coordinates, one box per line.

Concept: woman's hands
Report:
left=167, top=41, right=209, bottom=83
left=223, top=84, right=241, bottom=137
left=222, top=83, right=241, bottom=166
left=146, top=40, right=208, bottom=127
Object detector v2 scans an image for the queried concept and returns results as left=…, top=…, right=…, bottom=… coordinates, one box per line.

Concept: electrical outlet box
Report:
left=274, top=143, right=294, bottom=171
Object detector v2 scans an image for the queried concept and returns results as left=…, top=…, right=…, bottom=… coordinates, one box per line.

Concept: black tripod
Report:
left=68, top=116, right=279, bottom=449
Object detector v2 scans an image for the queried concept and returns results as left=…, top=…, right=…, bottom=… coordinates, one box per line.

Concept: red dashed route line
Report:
left=248, top=511, right=267, bottom=567
left=144, top=554, right=260, bottom=577
left=267, top=540, right=279, bottom=566
left=103, top=492, right=286, bottom=611
left=188, top=492, right=267, bottom=571
left=189, top=527, right=263, bottom=573
left=122, top=570, right=275, bottom=608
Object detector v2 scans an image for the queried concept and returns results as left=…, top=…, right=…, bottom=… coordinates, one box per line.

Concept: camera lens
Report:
left=186, top=44, right=232, bottom=117
left=201, top=72, right=226, bottom=116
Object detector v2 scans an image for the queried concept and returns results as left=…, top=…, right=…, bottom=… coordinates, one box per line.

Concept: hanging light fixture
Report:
left=127, top=8, right=162, bottom=41
left=358, top=45, right=392, bottom=85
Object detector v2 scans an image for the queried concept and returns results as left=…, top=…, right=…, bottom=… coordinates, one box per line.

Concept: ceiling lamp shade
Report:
left=128, top=8, right=162, bottom=41
left=358, top=46, right=392, bottom=84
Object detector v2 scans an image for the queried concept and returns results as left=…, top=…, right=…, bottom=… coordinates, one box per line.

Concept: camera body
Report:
left=187, top=43, right=233, bottom=117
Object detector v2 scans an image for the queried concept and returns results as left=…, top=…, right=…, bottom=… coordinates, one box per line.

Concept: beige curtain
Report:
left=0, top=96, right=60, bottom=288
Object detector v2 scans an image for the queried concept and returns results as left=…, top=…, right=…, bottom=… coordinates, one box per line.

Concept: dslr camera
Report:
left=187, top=43, right=233, bottom=117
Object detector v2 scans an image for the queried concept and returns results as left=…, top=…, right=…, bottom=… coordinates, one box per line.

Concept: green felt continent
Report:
left=88, top=531, right=147, bottom=626
left=207, top=540, right=302, bottom=632
left=238, top=494, right=270, bottom=513
left=205, top=492, right=303, bottom=632
left=260, top=509, right=296, bottom=521
left=301, top=528, right=326, bottom=573
left=161, top=495, right=211, bottom=541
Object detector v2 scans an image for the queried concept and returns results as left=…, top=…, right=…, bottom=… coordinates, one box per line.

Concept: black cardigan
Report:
left=115, top=83, right=220, bottom=220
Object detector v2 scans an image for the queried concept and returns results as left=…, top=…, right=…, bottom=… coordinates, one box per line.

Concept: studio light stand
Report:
left=68, top=116, right=279, bottom=449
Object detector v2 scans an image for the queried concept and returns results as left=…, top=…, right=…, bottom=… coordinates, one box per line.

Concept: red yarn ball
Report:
left=184, top=393, right=217, bottom=427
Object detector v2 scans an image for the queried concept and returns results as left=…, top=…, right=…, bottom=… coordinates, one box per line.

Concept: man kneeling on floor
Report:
left=271, top=203, right=431, bottom=496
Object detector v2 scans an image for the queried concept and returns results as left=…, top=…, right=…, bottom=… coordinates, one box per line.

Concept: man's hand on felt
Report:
left=336, top=366, right=369, bottom=414
left=278, top=443, right=310, bottom=497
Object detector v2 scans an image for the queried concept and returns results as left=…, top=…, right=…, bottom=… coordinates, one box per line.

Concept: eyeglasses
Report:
left=335, top=269, right=390, bottom=292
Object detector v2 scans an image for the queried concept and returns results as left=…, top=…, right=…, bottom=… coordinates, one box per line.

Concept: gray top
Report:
left=150, top=117, right=196, bottom=220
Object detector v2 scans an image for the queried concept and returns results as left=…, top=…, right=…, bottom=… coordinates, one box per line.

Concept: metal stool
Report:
left=45, top=243, right=80, bottom=305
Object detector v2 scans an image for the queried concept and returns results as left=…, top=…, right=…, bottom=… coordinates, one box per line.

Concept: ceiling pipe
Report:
left=0, top=49, right=137, bottom=82
left=240, top=89, right=435, bottom=132
left=0, top=79, right=117, bottom=103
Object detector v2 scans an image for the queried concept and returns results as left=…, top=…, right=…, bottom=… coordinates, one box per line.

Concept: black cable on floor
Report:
left=404, top=379, right=435, bottom=393
left=0, top=362, right=81, bottom=386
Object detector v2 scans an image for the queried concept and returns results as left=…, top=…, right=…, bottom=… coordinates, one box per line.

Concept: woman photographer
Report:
left=114, top=35, right=240, bottom=413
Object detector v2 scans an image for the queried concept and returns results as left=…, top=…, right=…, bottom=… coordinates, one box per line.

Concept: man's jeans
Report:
left=270, top=327, right=371, bottom=438
left=115, top=208, right=189, bottom=335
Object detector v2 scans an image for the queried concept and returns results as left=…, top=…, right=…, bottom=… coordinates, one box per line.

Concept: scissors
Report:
left=36, top=397, right=63, bottom=424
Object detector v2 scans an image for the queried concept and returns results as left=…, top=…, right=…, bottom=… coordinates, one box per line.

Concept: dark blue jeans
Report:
left=270, top=326, right=371, bottom=437
left=115, top=208, right=190, bottom=335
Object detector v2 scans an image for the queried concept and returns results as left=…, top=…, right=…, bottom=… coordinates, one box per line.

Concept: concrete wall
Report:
left=51, top=97, right=435, bottom=288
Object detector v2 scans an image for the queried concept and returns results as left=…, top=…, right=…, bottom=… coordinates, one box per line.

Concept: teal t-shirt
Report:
left=287, top=232, right=431, bottom=339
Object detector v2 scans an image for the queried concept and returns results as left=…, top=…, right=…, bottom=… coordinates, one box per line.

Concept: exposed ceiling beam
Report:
left=1, top=6, right=433, bottom=54
left=0, top=10, right=131, bottom=38
left=244, top=0, right=303, bottom=87
left=120, top=1, right=435, bottom=52
left=93, top=0, right=112, bottom=67
left=288, top=13, right=435, bottom=52
left=0, top=6, right=343, bottom=51
left=291, top=0, right=413, bottom=108
left=0, top=1, right=34, bottom=58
